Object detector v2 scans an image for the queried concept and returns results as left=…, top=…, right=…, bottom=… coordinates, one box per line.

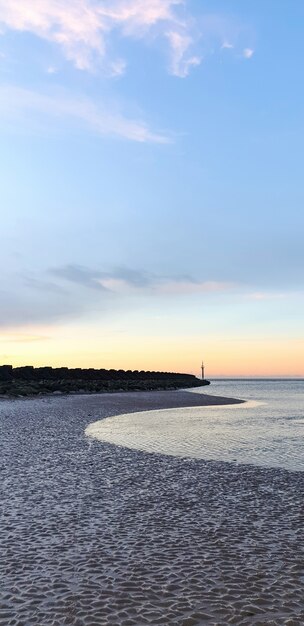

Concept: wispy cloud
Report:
left=50, top=264, right=235, bottom=296
left=0, top=264, right=236, bottom=329
left=0, top=285, right=77, bottom=328
left=0, top=84, right=169, bottom=143
left=0, top=0, right=201, bottom=77
left=221, top=41, right=234, bottom=50
left=51, top=265, right=154, bottom=290
left=156, top=280, right=234, bottom=295
left=9, top=262, right=297, bottom=331
left=166, top=30, right=201, bottom=77
left=50, top=265, right=110, bottom=291
left=243, top=47, right=254, bottom=59
left=248, top=292, right=287, bottom=301
left=47, top=65, right=58, bottom=74
left=0, top=1, right=254, bottom=77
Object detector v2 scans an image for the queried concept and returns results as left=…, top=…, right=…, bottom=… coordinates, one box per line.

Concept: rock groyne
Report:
left=0, top=365, right=210, bottom=397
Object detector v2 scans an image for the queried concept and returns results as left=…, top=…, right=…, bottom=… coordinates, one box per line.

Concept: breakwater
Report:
left=0, top=365, right=210, bottom=397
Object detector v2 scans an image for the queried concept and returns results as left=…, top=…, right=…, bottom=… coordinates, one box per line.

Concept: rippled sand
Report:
left=0, top=391, right=303, bottom=625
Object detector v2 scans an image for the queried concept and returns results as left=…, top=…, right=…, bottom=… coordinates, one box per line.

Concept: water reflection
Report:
left=86, top=380, right=304, bottom=471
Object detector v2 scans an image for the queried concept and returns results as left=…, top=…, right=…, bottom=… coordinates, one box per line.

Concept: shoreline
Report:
left=1, top=389, right=303, bottom=625
left=0, top=386, right=244, bottom=407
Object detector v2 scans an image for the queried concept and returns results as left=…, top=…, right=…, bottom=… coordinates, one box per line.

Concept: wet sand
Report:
left=0, top=390, right=303, bottom=625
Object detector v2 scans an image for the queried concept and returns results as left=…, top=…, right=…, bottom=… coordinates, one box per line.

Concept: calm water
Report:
left=86, top=379, right=304, bottom=471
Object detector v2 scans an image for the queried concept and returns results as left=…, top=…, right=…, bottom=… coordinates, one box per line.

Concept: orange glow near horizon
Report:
left=1, top=326, right=303, bottom=378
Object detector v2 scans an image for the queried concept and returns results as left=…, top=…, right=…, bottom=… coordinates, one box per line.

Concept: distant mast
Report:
left=201, top=361, right=205, bottom=380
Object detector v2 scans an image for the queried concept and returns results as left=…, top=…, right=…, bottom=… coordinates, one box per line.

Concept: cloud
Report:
left=248, top=292, right=287, bottom=301
left=51, top=264, right=235, bottom=296
left=166, top=30, right=201, bottom=77
left=0, top=0, right=201, bottom=77
left=221, top=41, right=234, bottom=50
left=50, top=264, right=154, bottom=292
left=0, top=286, right=78, bottom=328
left=0, top=1, right=253, bottom=78
left=0, top=264, right=237, bottom=329
left=0, top=84, right=169, bottom=143
left=156, top=280, right=234, bottom=295
left=50, top=265, right=110, bottom=291
left=243, top=47, right=254, bottom=59
left=47, top=65, right=58, bottom=74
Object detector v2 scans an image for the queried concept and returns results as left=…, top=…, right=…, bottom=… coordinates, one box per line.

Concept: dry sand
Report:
left=0, top=390, right=303, bottom=625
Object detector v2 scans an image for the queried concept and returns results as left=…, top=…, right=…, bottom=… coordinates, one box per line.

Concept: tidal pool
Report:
left=86, top=380, right=304, bottom=471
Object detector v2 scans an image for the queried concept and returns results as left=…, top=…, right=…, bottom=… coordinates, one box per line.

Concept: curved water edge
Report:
left=85, top=380, right=304, bottom=471
left=1, top=383, right=303, bottom=624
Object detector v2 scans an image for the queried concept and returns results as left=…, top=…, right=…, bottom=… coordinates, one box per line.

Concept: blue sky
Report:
left=0, top=0, right=303, bottom=375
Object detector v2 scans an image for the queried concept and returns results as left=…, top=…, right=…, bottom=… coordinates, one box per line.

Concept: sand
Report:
left=0, top=390, right=303, bottom=625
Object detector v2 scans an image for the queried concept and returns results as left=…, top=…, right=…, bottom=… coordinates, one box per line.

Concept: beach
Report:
left=0, top=389, right=303, bottom=625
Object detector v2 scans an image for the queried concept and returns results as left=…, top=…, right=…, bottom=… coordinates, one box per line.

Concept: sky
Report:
left=0, top=0, right=303, bottom=377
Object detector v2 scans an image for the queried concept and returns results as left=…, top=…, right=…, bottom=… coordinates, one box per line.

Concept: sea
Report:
left=86, top=379, right=304, bottom=472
